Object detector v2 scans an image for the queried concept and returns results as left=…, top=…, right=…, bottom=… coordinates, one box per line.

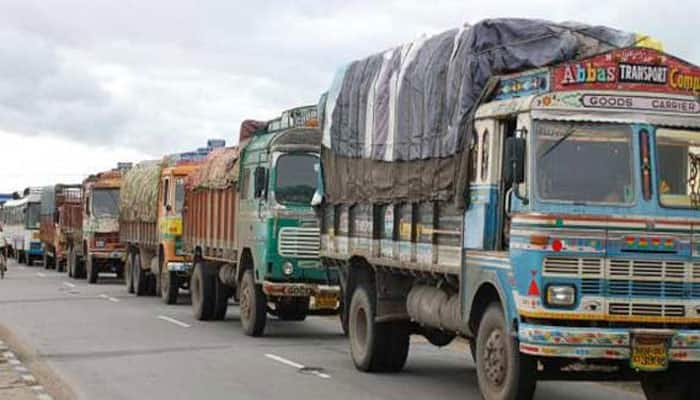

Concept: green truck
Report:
left=183, top=106, right=341, bottom=336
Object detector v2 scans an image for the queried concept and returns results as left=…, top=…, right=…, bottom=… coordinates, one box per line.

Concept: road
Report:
left=0, top=259, right=643, bottom=400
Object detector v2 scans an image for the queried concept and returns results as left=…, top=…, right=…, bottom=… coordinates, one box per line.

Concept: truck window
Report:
left=535, top=121, right=634, bottom=205
left=25, top=203, right=40, bottom=229
left=163, top=179, right=170, bottom=208
left=657, top=128, right=700, bottom=208
left=240, top=168, right=250, bottom=200
left=174, top=178, right=185, bottom=213
left=275, top=154, right=318, bottom=205
left=92, top=189, right=120, bottom=218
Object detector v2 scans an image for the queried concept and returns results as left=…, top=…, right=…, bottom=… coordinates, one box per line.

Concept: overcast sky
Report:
left=0, top=0, right=698, bottom=193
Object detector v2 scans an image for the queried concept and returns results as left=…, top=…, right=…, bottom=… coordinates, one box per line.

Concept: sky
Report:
left=0, top=0, right=698, bottom=193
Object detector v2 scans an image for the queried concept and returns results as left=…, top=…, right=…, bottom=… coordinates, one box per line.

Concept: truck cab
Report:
left=158, top=162, right=199, bottom=302
left=82, top=170, right=127, bottom=283
left=465, top=47, right=700, bottom=396
left=237, top=106, right=340, bottom=330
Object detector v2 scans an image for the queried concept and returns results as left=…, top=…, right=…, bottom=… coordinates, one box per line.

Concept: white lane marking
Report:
left=98, top=294, right=109, bottom=299
left=38, top=394, right=54, bottom=400
left=21, top=374, right=36, bottom=383
left=265, top=353, right=331, bottom=379
left=265, top=353, right=304, bottom=369
left=63, top=281, right=76, bottom=288
left=36, top=272, right=46, bottom=277
left=108, top=297, right=120, bottom=303
left=156, top=315, right=191, bottom=328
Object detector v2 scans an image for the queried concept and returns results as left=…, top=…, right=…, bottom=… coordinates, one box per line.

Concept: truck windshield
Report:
left=92, top=189, right=120, bottom=218
left=174, top=178, right=185, bottom=214
left=535, top=121, right=635, bottom=204
left=657, top=128, right=700, bottom=209
left=25, top=203, right=40, bottom=229
left=275, top=154, right=318, bottom=205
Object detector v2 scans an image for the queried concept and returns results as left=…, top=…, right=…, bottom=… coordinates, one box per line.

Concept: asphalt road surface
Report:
left=0, top=259, right=643, bottom=400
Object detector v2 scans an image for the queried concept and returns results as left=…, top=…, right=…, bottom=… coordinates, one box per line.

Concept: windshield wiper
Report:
left=539, top=126, right=576, bottom=160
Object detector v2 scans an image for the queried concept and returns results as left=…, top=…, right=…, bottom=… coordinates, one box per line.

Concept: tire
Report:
left=67, top=247, right=74, bottom=278
left=475, top=304, right=536, bottom=400
left=133, top=252, right=148, bottom=296
left=349, top=283, right=410, bottom=372
left=86, top=255, right=98, bottom=284
left=57, top=258, right=65, bottom=273
left=339, top=297, right=349, bottom=336
left=191, top=261, right=216, bottom=320
left=641, top=369, right=700, bottom=400
left=276, top=298, right=309, bottom=321
left=213, top=276, right=231, bottom=321
left=161, top=269, right=179, bottom=305
left=239, top=269, right=266, bottom=336
left=43, top=252, right=50, bottom=269
left=125, top=251, right=134, bottom=293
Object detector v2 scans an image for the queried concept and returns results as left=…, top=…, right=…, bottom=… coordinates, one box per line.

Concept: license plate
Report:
left=630, top=334, right=669, bottom=371
left=314, top=293, right=338, bottom=310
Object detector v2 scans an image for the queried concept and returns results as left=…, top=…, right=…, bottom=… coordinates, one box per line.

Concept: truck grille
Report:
left=607, top=259, right=685, bottom=281
left=278, top=227, right=320, bottom=258
left=609, top=302, right=685, bottom=317
left=543, top=257, right=603, bottom=277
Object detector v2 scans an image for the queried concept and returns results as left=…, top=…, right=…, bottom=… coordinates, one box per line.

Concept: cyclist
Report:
left=0, top=225, right=7, bottom=279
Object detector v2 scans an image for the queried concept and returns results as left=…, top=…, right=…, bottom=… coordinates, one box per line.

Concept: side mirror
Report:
left=166, top=205, right=172, bottom=212
left=310, top=190, right=323, bottom=207
left=504, top=137, right=526, bottom=186
left=254, top=167, right=267, bottom=198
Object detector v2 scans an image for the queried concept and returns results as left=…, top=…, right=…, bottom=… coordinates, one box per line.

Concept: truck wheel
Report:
left=25, top=253, right=32, bottom=266
left=339, top=296, right=349, bottom=336
left=349, top=283, right=409, bottom=372
left=86, top=255, right=98, bottom=284
left=239, top=269, right=266, bottom=336
left=475, top=304, right=536, bottom=400
left=161, top=270, right=179, bottom=305
left=213, top=277, right=231, bottom=321
left=67, top=247, right=74, bottom=278
left=57, top=259, right=65, bottom=273
left=125, top=252, right=134, bottom=293
left=276, top=298, right=308, bottom=321
left=191, top=261, right=216, bottom=320
left=133, top=253, right=148, bottom=296
left=641, top=369, right=699, bottom=400
left=43, top=252, right=50, bottom=269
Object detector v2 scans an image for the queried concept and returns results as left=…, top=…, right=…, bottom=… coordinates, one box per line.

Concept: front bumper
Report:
left=92, top=250, right=126, bottom=260
left=519, top=323, right=700, bottom=362
left=167, top=262, right=192, bottom=272
left=262, top=281, right=341, bottom=310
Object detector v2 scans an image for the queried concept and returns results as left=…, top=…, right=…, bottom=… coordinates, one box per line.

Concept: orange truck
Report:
left=120, top=159, right=201, bottom=303
left=67, top=166, right=129, bottom=283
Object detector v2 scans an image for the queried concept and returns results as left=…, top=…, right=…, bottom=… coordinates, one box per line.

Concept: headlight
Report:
left=546, top=285, right=576, bottom=307
left=282, top=261, right=294, bottom=276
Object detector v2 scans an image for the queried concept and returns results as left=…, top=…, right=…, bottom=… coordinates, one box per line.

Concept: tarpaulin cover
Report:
left=321, top=18, right=638, bottom=205
left=120, top=161, right=163, bottom=223
left=186, top=147, right=240, bottom=190
left=240, top=120, right=267, bottom=143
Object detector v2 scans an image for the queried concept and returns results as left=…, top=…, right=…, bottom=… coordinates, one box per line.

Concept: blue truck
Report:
left=318, top=19, right=700, bottom=400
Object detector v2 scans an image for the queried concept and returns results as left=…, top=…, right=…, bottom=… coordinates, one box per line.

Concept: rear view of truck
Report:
left=40, top=184, right=81, bottom=272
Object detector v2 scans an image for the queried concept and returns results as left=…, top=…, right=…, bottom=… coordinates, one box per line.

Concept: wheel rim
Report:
left=484, top=328, right=508, bottom=388
left=240, top=279, right=251, bottom=323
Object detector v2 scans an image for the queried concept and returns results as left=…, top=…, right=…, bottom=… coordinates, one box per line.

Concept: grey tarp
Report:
left=120, top=160, right=163, bottom=223
left=321, top=18, right=638, bottom=205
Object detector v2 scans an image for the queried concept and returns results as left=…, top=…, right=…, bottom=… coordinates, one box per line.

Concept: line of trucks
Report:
left=1, top=18, right=699, bottom=400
